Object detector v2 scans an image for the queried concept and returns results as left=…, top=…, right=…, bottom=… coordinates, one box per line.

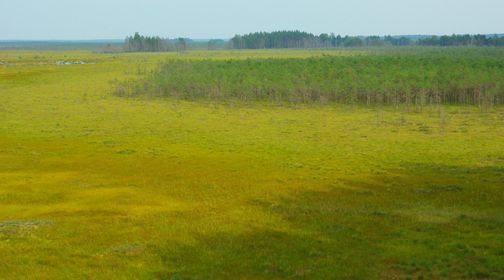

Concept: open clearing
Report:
left=1, top=49, right=503, bottom=279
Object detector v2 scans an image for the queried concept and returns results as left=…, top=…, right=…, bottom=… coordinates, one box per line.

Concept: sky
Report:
left=1, top=0, right=503, bottom=40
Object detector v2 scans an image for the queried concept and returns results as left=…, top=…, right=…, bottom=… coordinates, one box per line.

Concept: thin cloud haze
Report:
left=1, top=0, right=503, bottom=40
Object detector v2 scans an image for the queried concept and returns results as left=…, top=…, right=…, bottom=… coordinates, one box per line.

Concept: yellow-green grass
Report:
left=1, top=49, right=503, bottom=279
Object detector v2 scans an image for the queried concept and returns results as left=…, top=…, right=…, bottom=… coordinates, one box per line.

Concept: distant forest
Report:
left=123, top=33, right=229, bottom=52
left=230, top=31, right=504, bottom=49
left=122, top=31, right=504, bottom=52
left=124, top=33, right=184, bottom=52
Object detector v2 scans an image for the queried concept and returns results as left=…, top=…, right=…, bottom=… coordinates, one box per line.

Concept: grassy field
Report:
left=1, top=49, right=504, bottom=279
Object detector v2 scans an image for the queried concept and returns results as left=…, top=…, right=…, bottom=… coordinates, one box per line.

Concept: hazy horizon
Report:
left=2, top=0, right=504, bottom=40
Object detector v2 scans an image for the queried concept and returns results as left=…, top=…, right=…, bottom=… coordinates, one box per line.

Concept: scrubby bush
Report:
left=117, top=48, right=504, bottom=105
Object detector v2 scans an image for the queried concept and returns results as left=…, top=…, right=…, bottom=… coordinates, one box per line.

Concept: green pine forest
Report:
left=123, top=31, right=504, bottom=52
left=117, top=48, right=504, bottom=106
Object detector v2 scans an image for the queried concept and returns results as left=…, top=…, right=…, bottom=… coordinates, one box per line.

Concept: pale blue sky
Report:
left=1, top=0, right=503, bottom=40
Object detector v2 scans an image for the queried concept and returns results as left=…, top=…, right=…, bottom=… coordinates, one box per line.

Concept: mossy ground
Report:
left=1, top=49, right=503, bottom=279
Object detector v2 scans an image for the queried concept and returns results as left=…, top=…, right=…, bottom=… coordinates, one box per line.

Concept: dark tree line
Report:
left=124, top=33, right=192, bottom=52
left=123, top=32, right=504, bottom=52
left=229, top=31, right=504, bottom=49
left=418, top=34, right=504, bottom=46
left=124, top=32, right=172, bottom=52
left=230, top=31, right=321, bottom=49
left=229, top=31, right=418, bottom=49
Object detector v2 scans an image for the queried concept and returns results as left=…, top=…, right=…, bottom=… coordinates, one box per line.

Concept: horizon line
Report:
left=1, top=32, right=504, bottom=42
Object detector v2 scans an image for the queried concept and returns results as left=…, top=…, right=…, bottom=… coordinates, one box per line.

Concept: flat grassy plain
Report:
left=1, top=49, right=504, bottom=279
